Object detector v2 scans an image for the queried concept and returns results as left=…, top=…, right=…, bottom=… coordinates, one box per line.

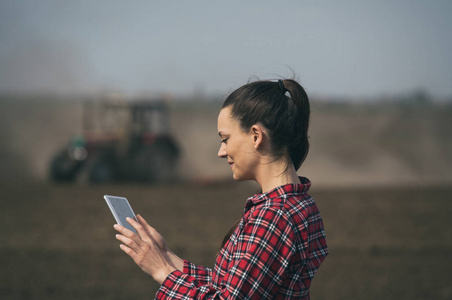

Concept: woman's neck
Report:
left=255, top=160, right=301, bottom=193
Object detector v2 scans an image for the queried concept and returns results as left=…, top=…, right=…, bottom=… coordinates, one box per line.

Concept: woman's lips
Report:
left=228, top=162, right=234, bottom=169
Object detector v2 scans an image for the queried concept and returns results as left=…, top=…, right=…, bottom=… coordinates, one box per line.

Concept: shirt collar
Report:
left=244, top=177, right=311, bottom=212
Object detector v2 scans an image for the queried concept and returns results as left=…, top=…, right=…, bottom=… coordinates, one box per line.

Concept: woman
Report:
left=114, top=78, right=328, bottom=299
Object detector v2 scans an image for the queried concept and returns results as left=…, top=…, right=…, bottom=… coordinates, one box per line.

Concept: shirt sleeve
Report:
left=183, top=260, right=213, bottom=286
left=155, top=207, right=298, bottom=299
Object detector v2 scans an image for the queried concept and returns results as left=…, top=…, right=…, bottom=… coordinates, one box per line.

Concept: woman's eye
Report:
left=221, top=138, right=229, bottom=144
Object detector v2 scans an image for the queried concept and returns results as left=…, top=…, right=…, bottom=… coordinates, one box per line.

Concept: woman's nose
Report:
left=218, top=144, right=227, bottom=158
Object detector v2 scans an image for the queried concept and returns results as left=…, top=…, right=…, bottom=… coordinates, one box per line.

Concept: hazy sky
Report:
left=1, top=0, right=451, bottom=99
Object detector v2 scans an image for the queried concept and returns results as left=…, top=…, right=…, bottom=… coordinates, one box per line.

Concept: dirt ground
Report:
left=1, top=180, right=451, bottom=300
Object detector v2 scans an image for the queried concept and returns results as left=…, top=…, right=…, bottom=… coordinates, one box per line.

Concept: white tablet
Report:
left=104, top=195, right=137, bottom=233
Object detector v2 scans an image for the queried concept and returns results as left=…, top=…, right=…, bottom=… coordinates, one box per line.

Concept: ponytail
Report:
left=281, top=79, right=310, bottom=170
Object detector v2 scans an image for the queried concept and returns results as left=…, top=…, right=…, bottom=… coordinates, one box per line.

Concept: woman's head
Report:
left=220, top=79, right=310, bottom=171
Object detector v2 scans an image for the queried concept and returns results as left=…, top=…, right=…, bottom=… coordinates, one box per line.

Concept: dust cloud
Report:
left=1, top=96, right=451, bottom=187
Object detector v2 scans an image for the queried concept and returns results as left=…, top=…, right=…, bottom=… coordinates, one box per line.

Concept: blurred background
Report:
left=1, top=1, right=451, bottom=299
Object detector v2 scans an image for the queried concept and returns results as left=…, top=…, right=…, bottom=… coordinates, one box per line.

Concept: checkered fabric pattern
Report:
left=156, top=177, right=328, bottom=299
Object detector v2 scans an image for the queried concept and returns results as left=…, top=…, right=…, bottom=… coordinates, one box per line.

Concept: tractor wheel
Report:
left=134, top=144, right=177, bottom=183
left=49, top=149, right=82, bottom=182
left=88, top=157, right=116, bottom=184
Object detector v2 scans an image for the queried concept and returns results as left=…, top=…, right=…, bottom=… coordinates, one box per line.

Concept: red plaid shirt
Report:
left=156, top=177, right=328, bottom=299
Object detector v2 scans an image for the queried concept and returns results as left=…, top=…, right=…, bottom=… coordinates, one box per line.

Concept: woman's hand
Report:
left=114, top=214, right=183, bottom=284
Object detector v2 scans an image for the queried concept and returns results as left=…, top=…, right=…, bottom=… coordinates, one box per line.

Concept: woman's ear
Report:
left=251, top=124, right=264, bottom=149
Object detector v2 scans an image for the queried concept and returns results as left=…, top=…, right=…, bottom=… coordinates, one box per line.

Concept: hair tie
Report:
left=278, top=80, right=287, bottom=94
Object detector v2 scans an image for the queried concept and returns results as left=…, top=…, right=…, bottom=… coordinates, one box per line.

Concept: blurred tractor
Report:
left=49, top=98, right=180, bottom=184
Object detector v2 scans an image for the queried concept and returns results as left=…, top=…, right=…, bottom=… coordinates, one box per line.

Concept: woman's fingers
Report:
left=113, top=223, right=135, bottom=238
left=136, top=214, right=166, bottom=249
left=115, top=232, right=135, bottom=247
left=113, top=215, right=176, bottom=283
left=114, top=224, right=142, bottom=253
left=137, top=214, right=155, bottom=235
left=118, top=243, right=143, bottom=266
left=125, top=217, right=153, bottom=243
left=114, top=224, right=154, bottom=264
left=113, top=219, right=156, bottom=251
left=115, top=236, right=141, bottom=259
left=136, top=214, right=150, bottom=226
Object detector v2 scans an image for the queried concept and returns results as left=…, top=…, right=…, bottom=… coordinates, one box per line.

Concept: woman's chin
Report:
left=232, top=173, right=250, bottom=182
left=232, top=173, right=241, bottom=181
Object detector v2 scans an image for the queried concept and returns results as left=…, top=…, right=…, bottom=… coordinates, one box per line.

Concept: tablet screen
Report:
left=104, top=195, right=137, bottom=233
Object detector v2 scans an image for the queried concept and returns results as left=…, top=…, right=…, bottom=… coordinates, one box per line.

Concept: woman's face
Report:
left=217, top=107, right=259, bottom=181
